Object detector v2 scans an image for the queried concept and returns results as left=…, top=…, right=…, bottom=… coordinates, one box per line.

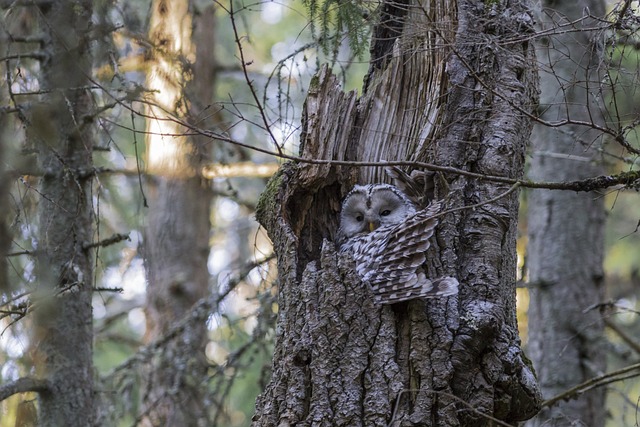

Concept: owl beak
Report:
left=368, top=222, right=378, bottom=232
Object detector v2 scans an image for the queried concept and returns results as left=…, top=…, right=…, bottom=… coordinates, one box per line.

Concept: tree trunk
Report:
left=32, top=0, right=95, bottom=424
left=0, top=28, right=8, bottom=296
left=525, top=2, right=607, bottom=426
left=141, top=0, right=213, bottom=425
left=253, top=0, right=541, bottom=425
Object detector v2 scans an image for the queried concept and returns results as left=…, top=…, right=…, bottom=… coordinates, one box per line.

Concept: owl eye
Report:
left=355, top=214, right=364, bottom=222
left=380, top=209, right=391, bottom=216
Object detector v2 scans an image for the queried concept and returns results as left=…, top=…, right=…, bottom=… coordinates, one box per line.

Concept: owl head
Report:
left=337, top=184, right=417, bottom=242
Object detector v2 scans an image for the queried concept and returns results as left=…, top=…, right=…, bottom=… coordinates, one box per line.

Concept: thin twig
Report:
left=433, top=183, right=522, bottom=221
left=103, top=254, right=275, bottom=377
left=418, top=5, right=640, bottom=157
left=226, top=0, right=283, bottom=156
left=77, top=23, right=639, bottom=195
left=130, top=109, right=148, bottom=207
left=604, top=318, right=640, bottom=355
left=6, top=250, right=35, bottom=257
left=140, top=113, right=640, bottom=192
left=82, top=233, right=130, bottom=250
left=541, top=362, right=640, bottom=409
left=93, top=287, right=124, bottom=293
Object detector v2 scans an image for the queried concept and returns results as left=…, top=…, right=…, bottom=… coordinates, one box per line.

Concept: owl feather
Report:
left=338, top=185, right=458, bottom=305
left=384, top=166, right=436, bottom=208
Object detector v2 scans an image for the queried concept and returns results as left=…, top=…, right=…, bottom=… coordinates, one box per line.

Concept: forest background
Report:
left=1, top=0, right=640, bottom=425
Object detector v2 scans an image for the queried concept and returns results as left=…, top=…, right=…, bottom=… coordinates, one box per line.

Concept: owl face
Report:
left=338, top=184, right=417, bottom=241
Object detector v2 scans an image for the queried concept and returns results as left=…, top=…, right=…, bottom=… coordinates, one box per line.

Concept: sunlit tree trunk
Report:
left=525, top=2, right=607, bottom=426
left=32, top=0, right=96, bottom=424
left=141, top=0, right=214, bottom=425
left=254, top=0, right=542, bottom=425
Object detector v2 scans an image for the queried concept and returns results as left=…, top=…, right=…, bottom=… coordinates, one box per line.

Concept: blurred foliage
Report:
left=303, top=0, right=376, bottom=58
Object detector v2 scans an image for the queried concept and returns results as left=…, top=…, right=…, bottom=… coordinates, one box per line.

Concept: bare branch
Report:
left=604, top=317, right=640, bottom=356
left=0, top=53, right=46, bottom=61
left=612, top=0, right=633, bottom=30
left=0, top=377, right=50, bottom=401
left=82, top=233, right=130, bottom=250
left=103, top=254, right=275, bottom=377
left=202, top=162, right=279, bottom=178
left=224, top=0, right=283, bottom=156
left=83, top=71, right=639, bottom=193
left=433, top=183, right=522, bottom=222
left=6, top=250, right=35, bottom=257
left=93, top=287, right=124, bottom=293
left=17, top=106, right=640, bottom=191
left=542, top=362, right=640, bottom=409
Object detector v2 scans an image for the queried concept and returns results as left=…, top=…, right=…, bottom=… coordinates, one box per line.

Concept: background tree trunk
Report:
left=141, top=0, right=214, bottom=425
left=253, top=0, right=541, bottom=425
left=32, top=0, right=96, bottom=424
left=0, top=26, right=8, bottom=296
left=525, top=2, right=607, bottom=426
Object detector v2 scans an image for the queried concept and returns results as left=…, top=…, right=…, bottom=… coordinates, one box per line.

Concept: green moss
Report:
left=309, top=73, right=320, bottom=90
left=256, top=163, right=293, bottom=227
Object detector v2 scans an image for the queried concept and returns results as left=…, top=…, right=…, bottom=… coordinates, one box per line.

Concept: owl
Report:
left=384, top=166, right=436, bottom=208
left=337, top=183, right=458, bottom=305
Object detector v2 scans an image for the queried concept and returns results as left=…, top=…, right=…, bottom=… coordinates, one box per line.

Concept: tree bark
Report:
left=526, top=2, right=607, bottom=426
left=140, top=0, right=214, bottom=425
left=253, top=0, right=541, bottom=425
left=0, top=21, right=9, bottom=296
left=31, top=0, right=96, bottom=424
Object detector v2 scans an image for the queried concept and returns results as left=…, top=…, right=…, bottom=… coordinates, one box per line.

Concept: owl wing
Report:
left=355, top=200, right=458, bottom=304
left=385, top=166, right=436, bottom=208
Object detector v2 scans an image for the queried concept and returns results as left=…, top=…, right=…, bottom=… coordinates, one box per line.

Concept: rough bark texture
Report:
left=0, top=28, right=8, bottom=296
left=32, top=1, right=95, bottom=424
left=141, top=0, right=213, bottom=425
left=525, top=2, right=607, bottom=426
left=254, top=0, right=542, bottom=426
